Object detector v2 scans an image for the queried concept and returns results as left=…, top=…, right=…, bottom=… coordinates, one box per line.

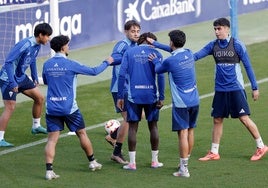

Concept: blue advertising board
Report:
left=0, top=0, right=267, bottom=63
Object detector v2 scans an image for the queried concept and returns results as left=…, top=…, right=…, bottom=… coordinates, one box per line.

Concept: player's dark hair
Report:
left=137, top=32, right=157, bottom=45
left=34, top=23, right=53, bottom=37
left=213, top=18, right=230, bottom=28
left=168, top=30, right=186, bottom=48
left=124, top=20, right=141, bottom=31
left=50, top=35, right=70, bottom=53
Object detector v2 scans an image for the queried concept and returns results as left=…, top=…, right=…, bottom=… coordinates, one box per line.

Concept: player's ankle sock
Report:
left=256, top=137, right=265, bottom=148
left=0, top=131, right=5, bottom=140
left=32, top=118, right=41, bottom=129
left=211, top=143, right=219, bottom=154
left=87, top=154, right=95, bottom=162
left=46, top=163, right=53, bottom=171
left=113, top=142, right=122, bottom=155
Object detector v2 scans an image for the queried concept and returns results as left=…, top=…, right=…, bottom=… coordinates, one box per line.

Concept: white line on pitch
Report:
left=1, top=77, right=268, bottom=156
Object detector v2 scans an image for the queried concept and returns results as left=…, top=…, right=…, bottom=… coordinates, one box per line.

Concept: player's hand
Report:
left=105, top=56, right=114, bottom=64
left=252, top=89, right=259, bottom=101
left=148, top=53, right=157, bottom=62
left=12, top=86, right=18, bottom=93
left=146, top=37, right=155, bottom=45
left=117, top=99, right=124, bottom=111
left=156, top=100, right=164, bottom=109
left=34, top=80, right=39, bottom=87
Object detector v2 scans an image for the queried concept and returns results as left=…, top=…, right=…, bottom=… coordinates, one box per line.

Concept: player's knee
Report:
left=35, top=94, right=45, bottom=104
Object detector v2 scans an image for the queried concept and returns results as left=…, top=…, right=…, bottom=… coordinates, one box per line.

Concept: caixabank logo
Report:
left=117, top=0, right=201, bottom=32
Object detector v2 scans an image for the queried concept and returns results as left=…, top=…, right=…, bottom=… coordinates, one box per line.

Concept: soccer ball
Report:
left=105, top=119, right=121, bottom=134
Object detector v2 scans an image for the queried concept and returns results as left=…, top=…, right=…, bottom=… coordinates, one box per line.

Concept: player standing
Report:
left=117, top=32, right=165, bottom=170
left=108, top=20, right=141, bottom=164
left=0, top=23, right=53, bottom=147
left=149, top=30, right=199, bottom=177
left=43, top=35, right=112, bottom=180
left=195, top=18, right=268, bottom=161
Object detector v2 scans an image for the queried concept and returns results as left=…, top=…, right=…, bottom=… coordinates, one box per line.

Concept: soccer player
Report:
left=43, top=35, right=112, bottom=180
left=117, top=32, right=165, bottom=170
left=149, top=30, right=199, bottom=177
left=108, top=20, right=141, bottom=164
left=195, top=18, right=268, bottom=161
left=0, top=23, right=53, bottom=147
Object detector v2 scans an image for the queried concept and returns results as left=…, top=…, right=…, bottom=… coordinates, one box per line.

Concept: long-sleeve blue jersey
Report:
left=0, top=36, right=40, bottom=89
left=110, top=38, right=136, bottom=93
left=42, top=53, right=109, bottom=115
left=194, top=36, right=258, bottom=91
left=153, top=48, right=199, bottom=108
left=118, top=44, right=165, bottom=104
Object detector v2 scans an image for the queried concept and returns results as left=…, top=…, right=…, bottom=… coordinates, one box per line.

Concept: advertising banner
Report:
left=0, top=0, right=267, bottom=63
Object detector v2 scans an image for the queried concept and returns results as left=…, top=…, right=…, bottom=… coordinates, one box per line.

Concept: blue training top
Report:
left=194, top=36, right=258, bottom=92
left=153, top=48, right=199, bottom=108
left=42, top=53, right=109, bottom=115
left=0, top=36, right=40, bottom=88
left=118, top=44, right=165, bottom=104
left=110, top=38, right=136, bottom=93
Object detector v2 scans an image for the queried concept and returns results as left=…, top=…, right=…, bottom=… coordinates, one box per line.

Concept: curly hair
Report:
left=137, top=32, right=157, bottom=45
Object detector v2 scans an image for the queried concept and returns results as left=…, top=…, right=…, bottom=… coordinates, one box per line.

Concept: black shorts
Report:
left=0, top=76, right=35, bottom=100
left=211, top=90, right=250, bottom=118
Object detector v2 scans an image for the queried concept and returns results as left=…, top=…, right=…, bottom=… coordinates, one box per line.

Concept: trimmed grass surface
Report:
left=0, top=40, right=268, bottom=188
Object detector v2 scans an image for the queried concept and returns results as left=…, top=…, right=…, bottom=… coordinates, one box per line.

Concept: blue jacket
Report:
left=42, top=53, right=109, bottom=115
left=118, top=44, right=165, bottom=104
left=0, top=36, right=40, bottom=89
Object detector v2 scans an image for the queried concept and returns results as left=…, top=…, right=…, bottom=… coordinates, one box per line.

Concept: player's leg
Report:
left=198, top=117, right=223, bottom=161
left=148, top=121, right=159, bottom=150
left=110, top=93, right=129, bottom=164
left=76, top=128, right=102, bottom=170
left=199, top=92, right=226, bottom=161
left=146, top=103, right=163, bottom=168
left=123, top=120, right=138, bottom=170
left=45, top=132, right=60, bottom=170
left=172, top=107, right=193, bottom=177
left=77, top=128, right=93, bottom=154
left=116, top=111, right=128, bottom=143
left=111, top=111, right=129, bottom=164
left=173, top=129, right=190, bottom=177
left=0, top=100, right=16, bottom=146
left=231, top=90, right=268, bottom=160
left=66, top=110, right=102, bottom=171
left=128, top=121, right=139, bottom=152
left=0, top=81, right=17, bottom=147
left=20, top=77, right=46, bottom=134
left=123, top=102, right=140, bottom=170
left=188, top=128, right=194, bottom=157
left=45, top=114, right=62, bottom=180
left=239, top=115, right=268, bottom=160
left=45, top=131, right=60, bottom=180
left=0, top=100, right=16, bottom=131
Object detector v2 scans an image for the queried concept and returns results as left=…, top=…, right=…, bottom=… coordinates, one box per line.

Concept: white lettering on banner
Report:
left=243, top=0, right=268, bottom=5
left=117, top=0, right=201, bottom=32
left=141, top=0, right=196, bottom=21
left=0, top=0, right=27, bottom=5
left=15, top=9, right=81, bottom=43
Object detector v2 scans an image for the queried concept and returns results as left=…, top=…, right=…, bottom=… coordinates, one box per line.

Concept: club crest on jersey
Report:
left=9, top=91, right=13, bottom=97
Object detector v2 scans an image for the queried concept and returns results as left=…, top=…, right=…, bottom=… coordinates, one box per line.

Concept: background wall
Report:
left=0, top=0, right=268, bottom=63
